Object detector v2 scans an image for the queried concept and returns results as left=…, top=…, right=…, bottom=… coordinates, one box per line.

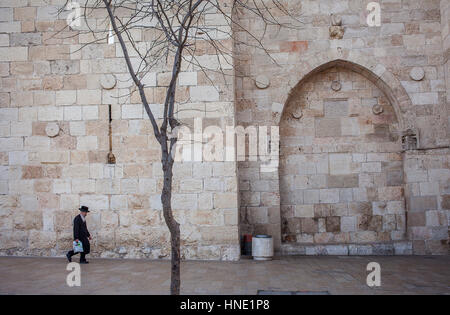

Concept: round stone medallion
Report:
left=100, top=74, right=117, bottom=90
left=331, top=81, right=341, bottom=91
left=409, top=67, right=425, bottom=81
left=372, top=104, right=384, bottom=115
left=45, top=122, right=60, bottom=138
left=291, top=108, right=303, bottom=120
left=255, top=75, right=270, bottom=89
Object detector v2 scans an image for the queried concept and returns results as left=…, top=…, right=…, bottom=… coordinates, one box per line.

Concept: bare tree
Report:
left=58, top=0, right=299, bottom=295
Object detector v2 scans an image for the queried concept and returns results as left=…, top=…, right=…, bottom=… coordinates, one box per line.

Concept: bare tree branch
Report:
left=58, top=0, right=300, bottom=295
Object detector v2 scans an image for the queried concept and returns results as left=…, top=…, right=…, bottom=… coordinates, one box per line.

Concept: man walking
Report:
left=66, top=206, right=92, bottom=264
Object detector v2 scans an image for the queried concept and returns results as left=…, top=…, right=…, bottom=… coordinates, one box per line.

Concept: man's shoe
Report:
left=80, top=260, right=89, bottom=264
left=66, top=252, right=72, bottom=262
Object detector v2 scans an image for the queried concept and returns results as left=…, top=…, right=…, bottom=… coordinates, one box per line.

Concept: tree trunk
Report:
left=161, top=156, right=181, bottom=295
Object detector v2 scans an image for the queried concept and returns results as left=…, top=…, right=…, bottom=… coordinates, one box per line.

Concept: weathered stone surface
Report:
left=315, top=118, right=341, bottom=138
left=326, top=216, right=341, bottom=233
left=409, top=196, right=438, bottom=212
left=301, top=218, right=318, bottom=234
left=10, top=33, right=41, bottom=46
left=328, top=175, right=359, bottom=188
left=441, top=195, right=450, bottom=210
left=324, top=99, right=348, bottom=117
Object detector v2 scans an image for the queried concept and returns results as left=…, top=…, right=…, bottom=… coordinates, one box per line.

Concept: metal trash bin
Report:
left=252, top=235, right=274, bottom=261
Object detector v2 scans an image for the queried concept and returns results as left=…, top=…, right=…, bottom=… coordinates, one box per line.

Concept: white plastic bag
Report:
left=73, top=240, right=83, bottom=253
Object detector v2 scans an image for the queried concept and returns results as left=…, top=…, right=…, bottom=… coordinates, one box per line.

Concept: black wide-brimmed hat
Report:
left=79, top=206, right=90, bottom=212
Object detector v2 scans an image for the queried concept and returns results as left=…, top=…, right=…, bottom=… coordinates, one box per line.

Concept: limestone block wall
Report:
left=404, top=149, right=450, bottom=255
left=441, top=0, right=450, bottom=136
left=0, top=1, right=240, bottom=260
left=235, top=0, right=449, bottom=254
left=0, top=0, right=448, bottom=259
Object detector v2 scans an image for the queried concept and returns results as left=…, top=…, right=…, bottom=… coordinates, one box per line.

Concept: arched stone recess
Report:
left=273, top=51, right=412, bottom=255
left=271, top=49, right=416, bottom=131
left=237, top=49, right=416, bottom=255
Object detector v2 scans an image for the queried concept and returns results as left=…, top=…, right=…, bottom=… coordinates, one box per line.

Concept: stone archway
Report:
left=237, top=49, right=416, bottom=255
left=270, top=52, right=416, bottom=254
left=272, top=51, right=415, bottom=130
left=279, top=65, right=406, bottom=255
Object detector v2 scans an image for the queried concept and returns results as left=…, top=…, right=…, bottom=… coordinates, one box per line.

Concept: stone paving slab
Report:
left=0, top=256, right=449, bottom=295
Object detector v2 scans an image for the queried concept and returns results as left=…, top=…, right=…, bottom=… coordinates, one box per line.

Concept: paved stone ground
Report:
left=0, top=256, right=449, bottom=295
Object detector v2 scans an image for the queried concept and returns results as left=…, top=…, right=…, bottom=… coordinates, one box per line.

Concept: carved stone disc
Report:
left=331, top=81, right=341, bottom=91
left=45, top=122, right=60, bottom=138
left=255, top=75, right=270, bottom=89
left=101, top=74, right=117, bottom=90
left=409, top=67, right=425, bottom=81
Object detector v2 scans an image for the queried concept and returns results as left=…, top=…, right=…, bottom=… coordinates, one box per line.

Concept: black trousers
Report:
left=68, top=238, right=90, bottom=261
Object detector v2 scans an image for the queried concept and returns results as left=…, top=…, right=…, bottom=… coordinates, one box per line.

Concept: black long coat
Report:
left=73, top=214, right=90, bottom=254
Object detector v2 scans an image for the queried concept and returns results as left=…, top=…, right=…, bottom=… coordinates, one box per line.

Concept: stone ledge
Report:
left=0, top=243, right=241, bottom=261
left=279, top=241, right=414, bottom=256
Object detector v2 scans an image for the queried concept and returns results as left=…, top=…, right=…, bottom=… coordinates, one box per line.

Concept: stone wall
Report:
left=441, top=0, right=450, bottom=139
left=404, top=149, right=450, bottom=255
left=0, top=0, right=240, bottom=260
left=0, top=0, right=448, bottom=259
left=235, top=0, right=449, bottom=255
